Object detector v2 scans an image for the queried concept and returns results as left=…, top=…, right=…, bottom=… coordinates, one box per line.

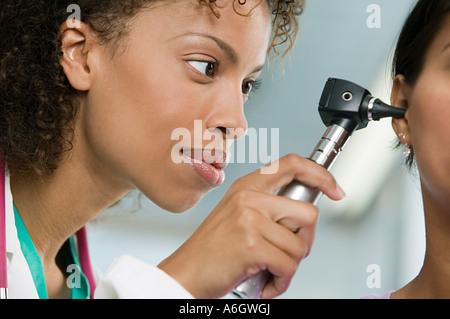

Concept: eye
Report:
left=242, top=79, right=262, bottom=96
left=188, top=61, right=217, bottom=77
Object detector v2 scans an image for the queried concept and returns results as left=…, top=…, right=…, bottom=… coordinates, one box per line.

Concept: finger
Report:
left=238, top=190, right=319, bottom=233
left=259, top=240, right=301, bottom=299
left=259, top=232, right=310, bottom=299
left=229, top=190, right=318, bottom=261
left=240, top=232, right=300, bottom=299
left=261, top=219, right=309, bottom=264
left=257, top=194, right=318, bottom=260
left=242, top=154, right=346, bottom=201
left=261, top=273, right=293, bottom=299
left=296, top=224, right=317, bottom=259
left=234, top=194, right=314, bottom=272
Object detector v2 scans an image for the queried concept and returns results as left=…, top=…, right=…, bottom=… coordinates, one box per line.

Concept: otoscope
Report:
left=232, top=78, right=406, bottom=299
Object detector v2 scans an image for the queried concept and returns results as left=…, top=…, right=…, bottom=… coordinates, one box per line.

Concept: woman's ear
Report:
left=59, top=21, right=93, bottom=91
left=391, top=74, right=412, bottom=145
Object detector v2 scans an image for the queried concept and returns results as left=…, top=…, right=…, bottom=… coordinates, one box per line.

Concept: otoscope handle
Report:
left=232, top=124, right=351, bottom=299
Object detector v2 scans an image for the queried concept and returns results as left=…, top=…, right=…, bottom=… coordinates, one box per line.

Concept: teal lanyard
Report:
left=14, top=205, right=89, bottom=299
left=67, top=236, right=90, bottom=299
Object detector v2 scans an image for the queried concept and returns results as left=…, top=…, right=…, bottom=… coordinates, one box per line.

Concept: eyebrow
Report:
left=171, top=32, right=265, bottom=75
left=182, top=32, right=239, bottom=64
left=250, top=63, right=265, bottom=75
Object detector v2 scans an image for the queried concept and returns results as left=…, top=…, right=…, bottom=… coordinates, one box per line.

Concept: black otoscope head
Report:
left=318, top=78, right=406, bottom=133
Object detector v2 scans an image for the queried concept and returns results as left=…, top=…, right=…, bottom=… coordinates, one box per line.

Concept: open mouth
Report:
left=182, top=148, right=228, bottom=169
left=181, top=148, right=228, bottom=187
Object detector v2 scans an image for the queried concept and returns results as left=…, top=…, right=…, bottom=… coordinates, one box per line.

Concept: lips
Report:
left=182, top=148, right=228, bottom=187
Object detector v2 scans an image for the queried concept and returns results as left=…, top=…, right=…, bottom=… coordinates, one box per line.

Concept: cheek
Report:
left=410, top=79, right=450, bottom=153
left=409, top=77, right=450, bottom=194
left=82, top=53, right=188, bottom=185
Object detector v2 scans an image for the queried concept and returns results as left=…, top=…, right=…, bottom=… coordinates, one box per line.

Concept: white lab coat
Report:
left=5, top=173, right=194, bottom=299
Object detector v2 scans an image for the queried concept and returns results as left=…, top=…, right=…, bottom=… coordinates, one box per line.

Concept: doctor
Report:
left=0, top=0, right=345, bottom=299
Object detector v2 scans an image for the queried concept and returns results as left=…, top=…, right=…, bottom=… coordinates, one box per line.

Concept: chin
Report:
left=151, top=189, right=208, bottom=214
left=161, top=198, right=203, bottom=214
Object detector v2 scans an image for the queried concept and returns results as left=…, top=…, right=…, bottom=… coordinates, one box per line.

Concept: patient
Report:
left=378, top=0, right=450, bottom=298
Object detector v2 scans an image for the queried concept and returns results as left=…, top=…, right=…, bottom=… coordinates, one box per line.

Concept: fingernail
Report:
left=336, top=184, right=346, bottom=199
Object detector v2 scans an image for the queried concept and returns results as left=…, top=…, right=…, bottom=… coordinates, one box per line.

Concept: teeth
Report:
left=182, top=149, right=227, bottom=168
left=182, top=149, right=203, bottom=163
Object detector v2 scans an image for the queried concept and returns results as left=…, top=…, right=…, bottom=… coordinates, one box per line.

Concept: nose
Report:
left=205, top=82, right=248, bottom=141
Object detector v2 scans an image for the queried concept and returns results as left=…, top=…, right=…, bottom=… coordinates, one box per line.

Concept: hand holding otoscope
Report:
left=232, top=78, right=406, bottom=299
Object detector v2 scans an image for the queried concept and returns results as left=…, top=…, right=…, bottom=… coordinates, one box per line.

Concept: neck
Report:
left=394, top=182, right=450, bottom=299
left=10, top=127, right=133, bottom=297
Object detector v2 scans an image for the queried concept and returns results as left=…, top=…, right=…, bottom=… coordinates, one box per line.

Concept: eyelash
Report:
left=242, top=79, right=262, bottom=96
left=187, top=60, right=262, bottom=96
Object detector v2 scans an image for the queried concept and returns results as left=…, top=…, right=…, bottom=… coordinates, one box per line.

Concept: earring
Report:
left=402, top=144, right=412, bottom=158
left=398, top=133, right=412, bottom=158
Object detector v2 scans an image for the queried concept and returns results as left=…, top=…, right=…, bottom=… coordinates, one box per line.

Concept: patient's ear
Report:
left=391, top=75, right=412, bottom=145
left=59, top=21, right=94, bottom=91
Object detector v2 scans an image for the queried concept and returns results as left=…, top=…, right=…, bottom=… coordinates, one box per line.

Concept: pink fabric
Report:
left=0, top=159, right=6, bottom=289
left=76, top=227, right=96, bottom=298
left=361, top=290, right=394, bottom=299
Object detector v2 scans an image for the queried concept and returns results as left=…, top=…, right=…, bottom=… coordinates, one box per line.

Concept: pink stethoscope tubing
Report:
left=0, top=160, right=7, bottom=298
left=0, top=160, right=96, bottom=299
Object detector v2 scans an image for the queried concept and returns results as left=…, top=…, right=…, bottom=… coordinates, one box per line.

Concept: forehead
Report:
left=424, top=13, right=450, bottom=61
left=128, top=0, right=272, bottom=57
left=149, top=0, right=271, bottom=26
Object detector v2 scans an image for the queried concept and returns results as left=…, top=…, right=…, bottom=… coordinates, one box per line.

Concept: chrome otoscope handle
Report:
left=0, top=288, right=7, bottom=299
left=232, top=124, right=351, bottom=299
left=232, top=271, right=270, bottom=299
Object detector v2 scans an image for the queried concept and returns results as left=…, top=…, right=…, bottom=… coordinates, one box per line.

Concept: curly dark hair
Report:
left=0, top=0, right=305, bottom=177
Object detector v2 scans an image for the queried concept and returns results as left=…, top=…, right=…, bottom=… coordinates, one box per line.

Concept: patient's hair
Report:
left=0, top=0, right=305, bottom=177
left=392, top=0, right=450, bottom=168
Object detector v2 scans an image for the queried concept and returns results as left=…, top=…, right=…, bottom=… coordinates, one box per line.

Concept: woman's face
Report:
left=78, top=0, right=271, bottom=212
left=394, top=14, right=450, bottom=207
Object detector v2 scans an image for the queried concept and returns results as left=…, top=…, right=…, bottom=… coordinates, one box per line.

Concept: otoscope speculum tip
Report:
left=368, top=98, right=406, bottom=121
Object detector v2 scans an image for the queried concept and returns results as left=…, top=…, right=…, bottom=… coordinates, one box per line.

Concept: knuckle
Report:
left=242, top=231, right=259, bottom=252
left=236, top=206, right=260, bottom=230
left=284, top=153, right=302, bottom=166
left=304, top=204, right=319, bottom=225
left=232, top=189, right=253, bottom=207
left=239, top=230, right=263, bottom=262
left=322, top=170, right=337, bottom=186
left=234, top=209, right=265, bottom=252
left=282, top=153, right=310, bottom=176
left=294, top=238, right=309, bottom=263
left=285, top=258, right=299, bottom=277
left=292, top=202, right=318, bottom=226
left=244, top=264, right=262, bottom=278
left=313, top=164, right=336, bottom=186
left=277, top=284, right=289, bottom=296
